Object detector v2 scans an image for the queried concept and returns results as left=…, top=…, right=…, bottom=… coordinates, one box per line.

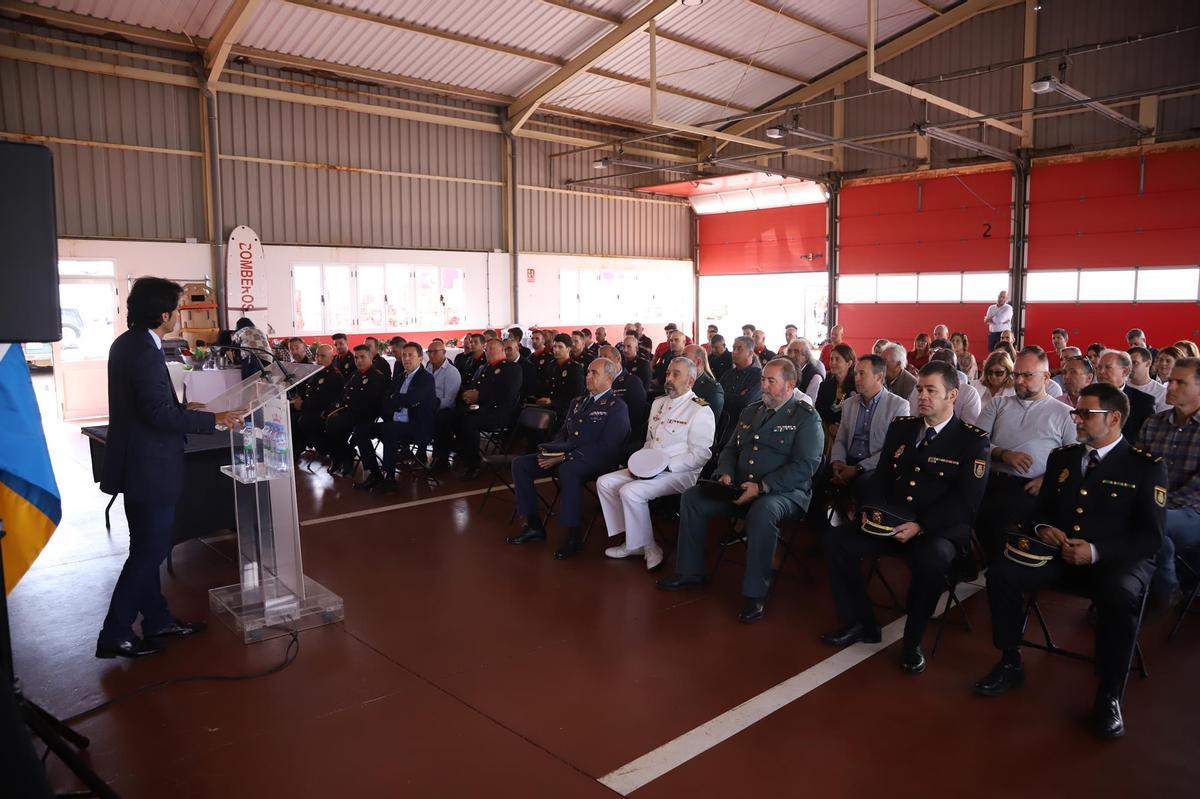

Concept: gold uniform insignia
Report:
left=494, top=368, right=501, bottom=375
left=973, top=459, right=986, bottom=478
left=894, top=444, right=906, bottom=459
left=1058, top=468, right=1069, bottom=484
left=1155, top=486, right=1167, bottom=507
left=561, top=370, right=567, bottom=377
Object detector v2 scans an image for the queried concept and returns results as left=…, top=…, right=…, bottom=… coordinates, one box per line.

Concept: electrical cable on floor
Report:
left=59, top=629, right=301, bottom=727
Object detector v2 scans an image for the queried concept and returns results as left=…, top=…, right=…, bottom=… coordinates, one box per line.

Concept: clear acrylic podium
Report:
left=203, top=361, right=345, bottom=642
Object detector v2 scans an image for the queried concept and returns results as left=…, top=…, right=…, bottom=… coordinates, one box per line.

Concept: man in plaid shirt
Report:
left=1137, top=356, right=1200, bottom=606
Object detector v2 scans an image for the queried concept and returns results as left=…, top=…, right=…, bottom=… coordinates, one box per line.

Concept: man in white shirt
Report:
left=425, top=338, right=462, bottom=471
left=973, top=350, right=1077, bottom=561
left=598, top=357, right=715, bottom=571
left=1127, top=346, right=1170, bottom=413
left=984, top=290, right=1013, bottom=351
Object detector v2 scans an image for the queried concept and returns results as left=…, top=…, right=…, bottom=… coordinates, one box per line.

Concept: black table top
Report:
left=81, top=425, right=232, bottom=454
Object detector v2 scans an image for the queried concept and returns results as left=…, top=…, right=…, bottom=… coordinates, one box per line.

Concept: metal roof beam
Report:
left=205, top=0, right=263, bottom=85
left=740, top=0, right=864, bottom=49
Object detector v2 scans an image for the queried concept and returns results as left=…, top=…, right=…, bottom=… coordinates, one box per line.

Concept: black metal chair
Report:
left=478, top=406, right=557, bottom=512
left=1169, top=547, right=1200, bottom=640
left=865, top=549, right=976, bottom=657
left=708, top=515, right=812, bottom=601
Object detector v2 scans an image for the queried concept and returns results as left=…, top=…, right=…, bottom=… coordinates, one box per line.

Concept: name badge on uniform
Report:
left=893, top=444, right=906, bottom=459
left=773, top=425, right=797, bottom=432
left=1057, top=468, right=1069, bottom=483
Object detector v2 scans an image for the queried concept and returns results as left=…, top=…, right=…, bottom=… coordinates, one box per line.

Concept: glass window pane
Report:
left=837, top=275, right=876, bottom=303
left=440, top=268, right=467, bottom=327
left=323, top=265, right=354, bottom=332
left=1078, top=269, right=1135, bottom=301
left=59, top=259, right=115, bottom=277
left=412, top=266, right=442, bottom=328
left=876, top=274, right=917, bottom=303
left=917, top=273, right=961, bottom=302
left=1025, top=270, right=1078, bottom=302
left=58, top=279, right=115, bottom=360
left=961, top=271, right=1010, bottom=302
left=1136, top=267, right=1200, bottom=301
left=385, top=264, right=413, bottom=328
left=292, top=264, right=324, bottom=334
left=357, top=265, right=386, bottom=331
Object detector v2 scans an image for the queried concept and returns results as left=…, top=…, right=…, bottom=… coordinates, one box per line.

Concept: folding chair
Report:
left=1022, top=587, right=1150, bottom=693
left=866, top=550, right=975, bottom=657
left=709, top=515, right=812, bottom=601
left=1169, top=547, right=1200, bottom=641
left=478, top=406, right=557, bottom=512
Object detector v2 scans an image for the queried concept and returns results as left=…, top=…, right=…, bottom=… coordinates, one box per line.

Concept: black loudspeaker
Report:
left=0, top=141, right=61, bottom=343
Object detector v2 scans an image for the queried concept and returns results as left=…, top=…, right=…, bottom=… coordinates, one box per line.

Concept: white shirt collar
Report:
left=924, top=416, right=952, bottom=435
left=1086, top=437, right=1122, bottom=461
left=591, top=388, right=611, bottom=401
left=148, top=328, right=162, bottom=350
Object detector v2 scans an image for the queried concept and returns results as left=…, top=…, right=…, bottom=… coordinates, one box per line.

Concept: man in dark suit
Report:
left=356, top=342, right=437, bottom=492
left=98, top=278, right=242, bottom=659
left=975, top=383, right=1166, bottom=740
left=821, top=361, right=990, bottom=674
left=507, top=326, right=531, bottom=360
left=708, top=335, right=734, bottom=381
left=507, top=358, right=630, bottom=559
left=455, top=338, right=522, bottom=479
left=652, top=330, right=688, bottom=393
left=1097, top=349, right=1155, bottom=444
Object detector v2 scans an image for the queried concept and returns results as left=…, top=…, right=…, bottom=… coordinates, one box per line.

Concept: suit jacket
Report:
left=692, top=372, right=725, bottom=424
left=885, top=369, right=917, bottom=403
left=716, top=398, right=824, bottom=510
left=382, top=366, right=437, bottom=447
left=1121, top=384, right=1156, bottom=444
left=515, top=356, right=540, bottom=398
left=831, top=389, right=913, bottom=471
left=474, top=360, right=522, bottom=425
left=100, top=327, right=217, bottom=503
left=866, top=415, right=990, bottom=547
left=546, top=392, right=631, bottom=474
left=1033, top=440, right=1165, bottom=564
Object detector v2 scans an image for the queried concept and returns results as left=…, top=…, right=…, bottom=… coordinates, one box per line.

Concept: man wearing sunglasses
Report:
left=976, top=383, right=1166, bottom=740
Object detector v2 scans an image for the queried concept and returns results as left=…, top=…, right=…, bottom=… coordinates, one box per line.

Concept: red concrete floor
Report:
left=10, top=380, right=1199, bottom=796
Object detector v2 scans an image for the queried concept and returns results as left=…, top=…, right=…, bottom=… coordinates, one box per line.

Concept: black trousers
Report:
left=986, top=555, right=1153, bottom=695
left=974, top=472, right=1040, bottom=563
left=454, top=408, right=507, bottom=468
left=99, top=497, right=176, bottom=644
left=827, top=530, right=958, bottom=649
left=432, top=407, right=456, bottom=461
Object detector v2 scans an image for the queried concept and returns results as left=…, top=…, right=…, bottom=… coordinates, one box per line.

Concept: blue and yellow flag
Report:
left=0, top=343, right=61, bottom=593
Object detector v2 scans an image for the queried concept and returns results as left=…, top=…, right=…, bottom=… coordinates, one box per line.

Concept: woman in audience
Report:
left=972, top=350, right=1015, bottom=404
left=951, top=331, right=978, bottom=381
left=1173, top=339, right=1200, bottom=359
left=815, top=343, right=856, bottom=455
left=1086, top=342, right=1105, bottom=368
left=1155, top=346, right=1183, bottom=383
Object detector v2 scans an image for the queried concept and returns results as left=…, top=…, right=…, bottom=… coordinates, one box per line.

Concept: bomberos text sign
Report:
left=226, top=225, right=267, bottom=323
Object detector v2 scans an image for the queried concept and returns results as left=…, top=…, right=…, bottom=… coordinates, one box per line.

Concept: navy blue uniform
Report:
left=99, top=328, right=218, bottom=648
left=612, top=366, right=648, bottom=434
left=325, top=367, right=386, bottom=469
left=454, top=360, right=522, bottom=469
left=622, top=352, right=653, bottom=392
left=512, top=392, right=630, bottom=527
left=709, top=349, right=733, bottom=381
left=718, top=365, right=762, bottom=438
left=540, top=359, right=586, bottom=418
left=692, top=372, right=725, bottom=427
left=294, top=367, right=343, bottom=455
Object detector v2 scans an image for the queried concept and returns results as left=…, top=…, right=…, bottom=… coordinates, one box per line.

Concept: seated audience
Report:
left=1085, top=342, right=1105, bottom=369
left=533, top=333, right=586, bottom=418
left=908, top=332, right=932, bottom=371
left=292, top=344, right=344, bottom=456
left=1155, top=346, right=1184, bottom=384
left=1126, top=328, right=1157, bottom=361
left=1097, top=349, right=1155, bottom=443
left=910, top=348, right=980, bottom=424
left=820, top=324, right=845, bottom=368
left=1049, top=328, right=1069, bottom=375
left=1174, top=340, right=1200, bottom=359
left=505, top=339, right=540, bottom=399
left=454, top=338, right=522, bottom=479
left=508, top=326, right=531, bottom=360
left=816, top=343, right=857, bottom=447
left=657, top=359, right=824, bottom=624
left=356, top=342, right=437, bottom=492
left=386, top=336, right=407, bottom=361
left=324, top=344, right=386, bottom=476
left=455, top=334, right=486, bottom=384
left=1128, top=346, right=1170, bottom=412
left=507, top=359, right=630, bottom=560
left=426, top=338, right=462, bottom=471
left=683, top=344, right=725, bottom=425
left=600, top=345, right=648, bottom=436
left=571, top=330, right=595, bottom=367
left=708, top=334, right=733, bottom=380
left=751, top=328, right=771, bottom=360
left=1058, top=355, right=1094, bottom=407
left=822, top=361, right=990, bottom=674
left=652, top=330, right=688, bottom=391
left=330, top=332, right=354, bottom=379
left=365, top=336, right=392, bottom=380
left=598, top=357, right=715, bottom=571
left=1052, top=346, right=1082, bottom=390
left=777, top=324, right=800, bottom=355
left=621, top=332, right=653, bottom=390
left=784, top=338, right=823, bottom=398
left=718, top=336, right=764, bottom=440
left=973, top=351, right=1015, bottom=404
left=287, top=336, right=312, bottom=364
left=951, top=332, right=978, bottom=381
left=975, top=383, right=1165, bottom=741
left=881, top=342, right=916, bottom=400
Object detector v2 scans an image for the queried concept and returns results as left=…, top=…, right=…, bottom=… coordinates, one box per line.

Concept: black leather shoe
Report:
left=96, top=637, right=165, bottom=659
left=973, top=660, right=1026, bottom=696
left=354, top=473, right=383, bottom=491
left=738, top=598, right=766, bottom=624
left=554, top=537, right=583, bottom=560
left=900, top=645, right=926, bottom=674
left=820, top=623, right=882, bottom=647
left=1092, top=692, right=1125, bottom=740
left=506, top=526, right=546, bottom=545
left=656, top=575, right=705, bottom=592
left=146, top=619, right=208, bottom=638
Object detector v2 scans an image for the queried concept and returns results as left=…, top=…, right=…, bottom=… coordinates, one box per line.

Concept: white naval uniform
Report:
left=598, top=390, right=716, bottom=551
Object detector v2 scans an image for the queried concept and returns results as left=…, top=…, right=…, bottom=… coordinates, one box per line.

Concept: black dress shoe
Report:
left=1092, top=692, right=1125, bottom=740
left=146, top=619, right=208, bottom=638
left=354, top=473, right=383, bottom=491
left=738, top=598, right=766, bottom=624
left=655, top=575, right=705, bottom=592
left=900, top=645, right=926, bottom=674
left=554, top=537, right=583, bottom=560
left=973, top=660, right=1026, bottom=696
left=95, top=637, right=165, bottom=659
left=820, top=622, right=882, bottom=647
left=506, top=526, right=546, bottom=545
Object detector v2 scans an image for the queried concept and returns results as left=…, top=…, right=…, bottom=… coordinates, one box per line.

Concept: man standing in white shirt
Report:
left=598, top=357, right=715, bottom=571
left=1127, top=346, right=1170, bottom=413
left=984, top=290, right=1013, bottom=351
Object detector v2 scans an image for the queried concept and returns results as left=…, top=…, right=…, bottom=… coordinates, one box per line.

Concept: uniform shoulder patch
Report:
left=1131, top=447, right=1163, bottom=463
left=690, top=396, right=709, bottom=406
left=1052, top=443, right=1083, bottom=452
left=962, top=422, right=988, bottom=437
left=894, top=415, right=919, bottom=422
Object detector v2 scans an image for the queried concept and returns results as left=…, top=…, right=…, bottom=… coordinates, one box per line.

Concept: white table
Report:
left=182, top=368, right=243, bottom=404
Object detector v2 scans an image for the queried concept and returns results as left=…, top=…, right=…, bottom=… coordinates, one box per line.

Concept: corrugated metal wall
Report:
left=0, top=20, right=205, bottom=239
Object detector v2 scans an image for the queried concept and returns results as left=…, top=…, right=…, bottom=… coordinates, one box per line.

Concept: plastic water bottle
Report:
left=273, top=424, right=290, bottom=473
left=242, top=424, right=257, bottom=480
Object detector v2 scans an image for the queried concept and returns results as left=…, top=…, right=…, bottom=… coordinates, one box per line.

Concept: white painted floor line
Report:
left=300, top=478, right=553, bottom=527
left=599, top=580, right=985, bottom=796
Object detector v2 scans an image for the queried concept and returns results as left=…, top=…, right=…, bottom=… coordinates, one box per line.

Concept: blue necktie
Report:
left=920, top=427, right=937, bottom=448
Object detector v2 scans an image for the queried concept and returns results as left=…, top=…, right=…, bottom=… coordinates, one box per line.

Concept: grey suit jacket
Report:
left=830, top=388, right=912, bottom=471
left=885, top=369, right=916, bottom=400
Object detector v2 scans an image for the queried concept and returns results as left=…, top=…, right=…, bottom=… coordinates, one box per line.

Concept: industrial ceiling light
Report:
left=764, top=126, right=786, bottom=139
left=920, top=125, right=1020, bottom=164
left=1030, top=76, right=1150, bottom=135
left=592, top=157, right=611, bottom=169
left=680, top=0, right=704, bottom=6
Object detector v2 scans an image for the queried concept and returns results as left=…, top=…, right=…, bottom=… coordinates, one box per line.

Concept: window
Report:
left=291, top=263, right=469, bottom=333
left=356, top=266, right=387, bottom=331
left=1136, top=267, right=1200, bottom=301
left=1078, top=269, right=1136, bottom=301
left=961, top=272, right=1010, bottom=302
left=59, top=259, right=115, bottom=277
left=917, top=273, right=961, bottom=302
left=384, top=264, right=413, bottom=328
left=1025, top=270, right=1078, bottom=302
left=837, top=275, right=876, bottom=303
left=292, top=264, right=324, bottom=334
left=876, top=274, right=917, bottom=303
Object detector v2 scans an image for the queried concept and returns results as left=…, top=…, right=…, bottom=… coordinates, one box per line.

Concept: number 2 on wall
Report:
left=982, top=223, right=992, bottom=239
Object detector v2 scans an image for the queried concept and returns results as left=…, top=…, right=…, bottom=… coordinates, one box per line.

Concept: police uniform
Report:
left=324, top=366, right=386, bottom=471
left=672, top=397, right=824, bottom=599
left=692, top=371, right=725, bottom=425
left=598, top=391, right=715, bottom=561
left=530, top=348, right=555, bottom=392
left=622, top=353, right=653, bottom=392
left=331, top=350, right=354, bottom=380
left=826, top=415, right=990, bottom=654
left=511, top=391, right=631, bottom=549
left=294, top=366, right=343, bottom=455
left=984, top=440, right=1166, bottom=698
left=540, top=359, right=585, bottom=418
left=514, top=356, right=540, bottom=399
left=718, top=365, right=763, bottom=443
left=709, top=349, right=733, bottom=381
left=611, top=366, right=649, bottom=435
left=453, top=359, right=522, bottom=470
left=456, top=352, right=487, bottom=386
left=372, top=354, right=392, bottom=381
left=572, top=349, right=595, bottom=368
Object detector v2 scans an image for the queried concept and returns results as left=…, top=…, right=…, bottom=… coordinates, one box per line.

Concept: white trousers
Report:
left=596, top=468, right=698, bottom=550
